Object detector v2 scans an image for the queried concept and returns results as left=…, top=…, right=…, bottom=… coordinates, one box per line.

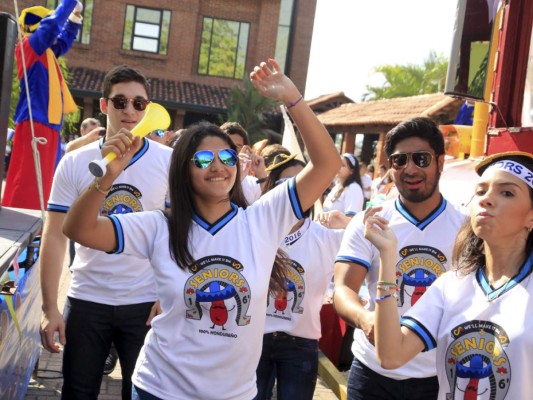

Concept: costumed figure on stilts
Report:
left=2, top=0, right=82, bottom=209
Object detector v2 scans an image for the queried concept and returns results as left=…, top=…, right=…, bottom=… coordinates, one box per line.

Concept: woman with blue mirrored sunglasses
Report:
left=191, top=149, right=238, bottom=169
left=63, top=58, right=341, bottom=399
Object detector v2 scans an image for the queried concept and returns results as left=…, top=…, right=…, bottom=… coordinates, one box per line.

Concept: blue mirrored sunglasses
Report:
left=151, top=129, right=165, bottom=138
left=191, top=149, right=238, bottom=169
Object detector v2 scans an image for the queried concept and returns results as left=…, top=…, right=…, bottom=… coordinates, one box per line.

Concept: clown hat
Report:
left=19, top=6, right=52, bottom=33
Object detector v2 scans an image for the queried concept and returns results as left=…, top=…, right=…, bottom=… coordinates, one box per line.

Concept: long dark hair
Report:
left=452, top=155, right=533, bottom=275
left=261, top=155, right=308, bottom=295
left=331, top=154, right=362, bottom=202
left=166, top=122, right=246, bottom=269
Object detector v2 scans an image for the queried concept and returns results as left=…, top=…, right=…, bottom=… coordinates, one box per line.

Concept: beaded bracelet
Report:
left=375, top=293, right=395, bottom=303
left=287, top=95, right=304, bottom=109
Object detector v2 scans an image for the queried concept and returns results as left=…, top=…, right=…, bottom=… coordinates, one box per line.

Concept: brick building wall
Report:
left=2, top=0, right=316, bottom=124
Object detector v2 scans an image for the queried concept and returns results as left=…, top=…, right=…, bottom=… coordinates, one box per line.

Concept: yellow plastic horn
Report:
left=89, top=102, right=171, bottom=177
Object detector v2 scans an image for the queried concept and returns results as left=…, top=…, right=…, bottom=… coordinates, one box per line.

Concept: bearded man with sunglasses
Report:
left=40, top=65, right=172, bottom=400
left=333, top=117, right=467, bottom=400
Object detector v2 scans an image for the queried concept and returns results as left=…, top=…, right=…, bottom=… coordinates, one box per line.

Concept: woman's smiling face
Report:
left=190, top=136, right=238, bottom=204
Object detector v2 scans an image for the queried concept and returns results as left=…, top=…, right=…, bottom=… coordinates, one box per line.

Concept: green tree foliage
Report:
left=9, top=55, right=79, bottom=137
left=223, top=79, right=279, bottom=144
left=363, top=51, right=448, bottom=101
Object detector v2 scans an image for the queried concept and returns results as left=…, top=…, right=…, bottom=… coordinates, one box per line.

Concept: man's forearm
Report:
left=333, top=285, right=371, bottom=329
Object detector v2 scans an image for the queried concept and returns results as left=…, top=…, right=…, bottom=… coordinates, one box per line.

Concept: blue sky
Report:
left=305, top=0, right=458, bottom=101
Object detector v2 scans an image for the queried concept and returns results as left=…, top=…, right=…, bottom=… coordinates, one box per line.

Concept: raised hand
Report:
left=250, top=58, right=299, bottom=103
left=364, top=210, right=397, bottom=253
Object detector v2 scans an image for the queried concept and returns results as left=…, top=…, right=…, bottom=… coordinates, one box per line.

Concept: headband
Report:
left=342, top=153, right=357, bottom=168
left=484, top=160, right=533, bottom=189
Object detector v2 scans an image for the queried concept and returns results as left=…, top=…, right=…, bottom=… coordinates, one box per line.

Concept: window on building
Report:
left=275, top=0, right=295, bottom=73
left=122, top=5, right=171, bottom=55
left=198, top=17, right=249, bottom=79
left=46, top=0, right=93, bottom=44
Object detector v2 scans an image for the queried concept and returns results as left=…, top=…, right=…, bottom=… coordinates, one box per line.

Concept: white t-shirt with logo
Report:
left=335, top=196, right=467, bottom=379
left=265, top=219, right=344, bottom=339
left=241, top=175, right=262, bottom=205
left=47, top=138, right=172, bottom=305
left=323, top=182, right=364, bottom=215
left=108, top=178, right=303, bottom=400
left=403, top=253, right=533, bottom=399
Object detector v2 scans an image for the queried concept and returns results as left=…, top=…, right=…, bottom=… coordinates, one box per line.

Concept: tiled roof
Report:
left=306, top=91, right=354, bottom=108
left=317, top=93, right=463, bottom=133
left=68, top=67, right=232, bottom=111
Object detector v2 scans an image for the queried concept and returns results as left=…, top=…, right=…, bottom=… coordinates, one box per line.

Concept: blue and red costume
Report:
left=2, top=0, right=80, bottom=210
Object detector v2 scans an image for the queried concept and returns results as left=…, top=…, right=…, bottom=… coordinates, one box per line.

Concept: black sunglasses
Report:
left=389, top=151, right=434, bottom=170
left=107, top=96, right=150, bottom=111
left=191, top=149, right=238, bottom=169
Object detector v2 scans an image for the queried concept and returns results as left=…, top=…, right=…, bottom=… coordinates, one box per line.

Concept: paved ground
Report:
left=24, top=250, right=339, bottom=400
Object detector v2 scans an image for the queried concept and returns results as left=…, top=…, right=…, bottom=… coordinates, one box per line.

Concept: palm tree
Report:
left=223, top=79, right=279, bottom=144
left=363, top=51, right=448, bottom=101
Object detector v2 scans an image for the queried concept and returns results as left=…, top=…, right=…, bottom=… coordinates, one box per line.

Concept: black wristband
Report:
left=256, top=177, right=268, bottom=184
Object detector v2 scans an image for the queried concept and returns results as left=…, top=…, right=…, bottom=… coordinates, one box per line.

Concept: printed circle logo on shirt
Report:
left=100, top=184, right=143, bottom=216
left=445, top=320, right=511, bottom=400
left=396, top=245, right=447, bottom=306
left=267, top=259, right=305, bottom=319
left=186, top=256, right=251, bottom=335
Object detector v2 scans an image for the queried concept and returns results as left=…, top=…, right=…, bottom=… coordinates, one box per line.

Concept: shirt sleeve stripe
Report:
left=107, top=215, right=124, bottom=254
left=334, top=256, right=370, bottom=270
left=400, top=316, right=436, bottom=351
left=47, top=204, right=69, bottom=212
left=288, top=177, right=304, bottom=219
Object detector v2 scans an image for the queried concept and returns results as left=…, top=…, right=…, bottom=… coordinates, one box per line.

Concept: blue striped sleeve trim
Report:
left=334, top=256, right=370, bottom=270
left=287, top=177, right=304, bottom=219
left=345, top=211, right=356, bottom=216
left=400, top=316, right=436, bottom=351
left=107, top=215, right=124, bottom=254
left=47, top=204, right=69, bottom=212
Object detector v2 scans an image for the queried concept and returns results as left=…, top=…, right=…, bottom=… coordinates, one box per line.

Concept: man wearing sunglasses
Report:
left=333, top=117, right=467, bottom=400
left=40, top=65, right=172, bottom=399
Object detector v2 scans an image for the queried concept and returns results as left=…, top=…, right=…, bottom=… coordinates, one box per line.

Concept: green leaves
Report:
left=223, top=79, right=278, bottom=144
left=363, top=51, right=448, bottom=101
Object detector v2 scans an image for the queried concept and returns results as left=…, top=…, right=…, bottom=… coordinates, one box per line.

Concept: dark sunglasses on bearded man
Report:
left=389, top=151, right=434, bottom=170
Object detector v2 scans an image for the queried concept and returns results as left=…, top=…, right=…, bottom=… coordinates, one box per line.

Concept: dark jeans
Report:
left=132, top=385, right=163, bottom=400
left=255, top=332, right=318, bottom=400
left=61, top=297, right=153, bottom=400
left=347, top=357, right=438, bottom=400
